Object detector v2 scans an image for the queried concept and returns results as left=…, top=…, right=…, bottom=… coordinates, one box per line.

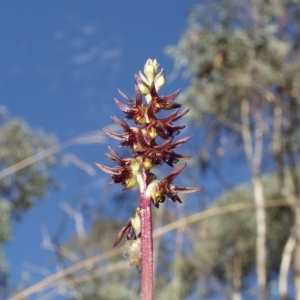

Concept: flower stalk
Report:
left=96, top=59, right=202, bottom=300
left=139, top=168, right=154, bottom=299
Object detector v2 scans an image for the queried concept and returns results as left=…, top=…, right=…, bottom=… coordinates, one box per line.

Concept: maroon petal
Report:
left=103, top=153, right=117, bottom=161
left=164, top=190, right=182, bottom=203
left=170, top=136, right=193, bottom=149
left=118, top=89, right=134, bottom=103
left=168, top=124, right=186, bottom=133
left=163, top=89, right=180, bottom=103
left=164, top=152, right=191, bottom=167
left=147, top=99, right=156, bottom=121
left=137, top=128, right=151, bottom=149
left=134, top=82, right=143, bottom=106
left=103, top=128, right=125, bottom=141
left=173, top=108, right=190, bottom=122
left=162, top=163, right=187, bottom=182
left=108, top=144, right=122, bottom=158
left=159, top=109, right=178, bottom=123
left=153, top=138, right=173, bottom=151
left=170, top=184, right=203, bottom=193
left=168, top=152, right=191, bottom=161
left=114, top=99, right=132, bottom=113
left=149, top=82, right=159, bottom=98
left=111, top=116, right=131, bottom=131
left=108, top=145, right=125, bottom=166
left=136, top=72, right=149, bottom=88
left=113, top=219, right=132, bottom=248
left=95, top=163, right=122, bottom=175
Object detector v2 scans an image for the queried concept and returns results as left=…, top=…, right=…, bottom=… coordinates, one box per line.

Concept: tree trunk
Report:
left=295, top=260, right=300, bottom=300
left=279, top=234, right=296, bottom=300
left=241, top=99, right=267, bottom=300
left=252, top=176, right=267, bottom=300
left=293, top=206, right=300, bottom=300
left=232, top=253, right=242, bottom=300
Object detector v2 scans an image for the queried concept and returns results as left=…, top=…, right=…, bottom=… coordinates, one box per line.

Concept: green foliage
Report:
left=180, top=172, right=292, bottom=296
left=58, top=173, right=293, bottom=299
left=70, top=283, right=139, bottom=300
left=60, top=215, right=140, bottom=299
left=0, top=117, right=59, bottom=215
left=166, top=0, right=300, bottom=128
left=0, top=199, right=11, bottom=288
left=0, top=109, right=60, bottom=289
left=166, top=2, right=300, bottom=295
left=0, top=199, right=11, bottom=243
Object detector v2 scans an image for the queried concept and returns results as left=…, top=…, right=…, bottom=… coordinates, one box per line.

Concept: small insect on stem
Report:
left=124, top=237, right=142, bottom=273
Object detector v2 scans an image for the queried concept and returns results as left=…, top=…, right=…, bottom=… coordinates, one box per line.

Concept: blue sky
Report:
left=0, top=1, right=211, bottom=298
left=0, top=0, right=197, bottom=140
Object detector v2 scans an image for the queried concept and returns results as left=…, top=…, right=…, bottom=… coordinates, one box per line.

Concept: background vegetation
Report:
left=2, top=0, right=300, bottom=299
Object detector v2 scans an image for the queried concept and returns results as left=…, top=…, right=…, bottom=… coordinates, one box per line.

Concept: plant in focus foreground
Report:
left=96, top=59, right=202, bottom=300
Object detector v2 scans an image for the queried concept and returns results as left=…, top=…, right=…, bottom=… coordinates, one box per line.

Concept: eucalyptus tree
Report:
left=188, top=173, right=292, bottom=299
left=167, top=0, right=300, bottom=298
left=0, top=108, right=59, bottom=295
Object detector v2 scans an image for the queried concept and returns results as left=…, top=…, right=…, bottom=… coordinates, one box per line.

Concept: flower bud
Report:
left=143, top=157, right=154, bottom=170
left=146, top=179, right=165, bottom=206
left=135, top=72, right=150, bottom=95
left=131, top=207, right=141, bottom=236
left=136, top=114, right=146, bottom=125
left=137, top=72, right=150, bottom=95
left=138, top=83, right=150, bottom=95
left=139, top=71, right=149, bottom=85
left=130, top=159, right=140, bottom=173
left=125, top=175, right=137, bottom=189
left=133, top=142, right=143, bottom=152
left=144, top=59, right=159, bottom=83
left=154, top=69, right=165, bottom=92
left=145, top=94, right=152, bottom=103
left=147, top=126, right=157, bottom=139
left=164, top=103, right=175, bottom=110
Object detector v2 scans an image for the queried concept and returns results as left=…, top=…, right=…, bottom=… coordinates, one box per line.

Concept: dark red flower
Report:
left=148, top=83, right=181, bottom=113
left=147, top=106, right=190, bottom=139
left=146, top=164, right=203, bottom=208
left=95, top=145, right=140, bottom=190
left=137, top=131, right=193, bottom=166
left=97, top=59, right=203, bottom=214
left=104, top=116, right=142, bottom=151
left=134, top=74, right=181, bottom=113
left=115, top=85, right=148, bottom=125
left=113, top=208, right=141, bottom=247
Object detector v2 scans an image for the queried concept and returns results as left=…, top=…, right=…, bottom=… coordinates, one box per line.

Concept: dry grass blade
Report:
left=0, top=130, right=105, bottom=181
left=9, top=248, right=123, bottom=300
